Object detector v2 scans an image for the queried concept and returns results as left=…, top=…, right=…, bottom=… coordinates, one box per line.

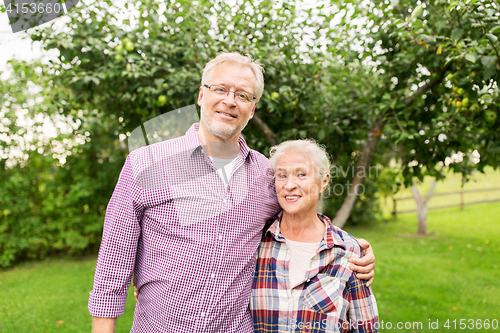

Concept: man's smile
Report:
left=216, top=111, right=237, bottom=119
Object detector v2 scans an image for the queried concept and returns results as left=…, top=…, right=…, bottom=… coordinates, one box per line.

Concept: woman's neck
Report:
left=280, top=211, right=324, bottom=243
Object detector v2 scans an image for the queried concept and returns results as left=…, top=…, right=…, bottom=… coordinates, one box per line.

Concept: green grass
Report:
left=2, top=203, right=499, bottom=332
left=346, top=202, right=500, bottom=333
left=380, top=166, right=500, bottom=217
left=0, top=256, right=136, bottom=333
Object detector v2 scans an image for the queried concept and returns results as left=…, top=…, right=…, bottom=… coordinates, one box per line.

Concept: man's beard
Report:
left=201, top=109, right=249, bottom=141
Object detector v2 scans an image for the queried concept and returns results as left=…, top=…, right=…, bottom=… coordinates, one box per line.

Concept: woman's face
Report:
left=274, top=150, right=329, bottom=216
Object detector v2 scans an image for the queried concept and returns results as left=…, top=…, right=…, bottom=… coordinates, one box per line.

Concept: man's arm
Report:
left=88, top=153, right=143, bottom=319
left=92, top=317, right=116, bottom=333
left=349, top=238, right=375, bottom=287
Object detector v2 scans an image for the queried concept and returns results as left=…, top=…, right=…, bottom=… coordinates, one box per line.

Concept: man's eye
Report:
left=237, top=92, right=250, bottom=101
left=214, top=87, right=226, bottom=93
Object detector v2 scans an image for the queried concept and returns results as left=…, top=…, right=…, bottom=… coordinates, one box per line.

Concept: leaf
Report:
left=481, top=56, right=496, bottom=67
left=436, top=46, right=442, bottom=54
left=465, top=52, right=477, bottom=63
left=420, top=34, right=436, bottom=43
left=451, top=29, right=463, bottom=40
left=411, top=5, right=423, bottom=20
left=317, top=129, right=325, bottom=140
left=483, top=65, right=496, bottom=80
left=154, top=78, right=164, bottom=87
left=485, top=34, right=498, bottom=43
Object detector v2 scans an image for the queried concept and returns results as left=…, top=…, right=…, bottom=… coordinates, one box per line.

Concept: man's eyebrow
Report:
left=217, top=82, right=253, bottom=92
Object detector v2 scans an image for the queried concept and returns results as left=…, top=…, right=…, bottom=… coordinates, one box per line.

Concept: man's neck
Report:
left=197, top=125, right=240, bottom=159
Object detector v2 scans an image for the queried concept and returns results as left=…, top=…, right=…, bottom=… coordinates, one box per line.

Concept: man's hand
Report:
left=349, top=238, right=375, bottom=287
left=92, top=317, right=116, bottom=333
left=133, top=282, right=139, bottom=302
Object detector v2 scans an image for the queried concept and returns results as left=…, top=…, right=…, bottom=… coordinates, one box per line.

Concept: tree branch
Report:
left=251, top=113, right=277, bottom=146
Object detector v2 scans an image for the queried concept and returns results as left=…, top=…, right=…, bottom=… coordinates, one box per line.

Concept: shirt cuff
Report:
left=88, top=291, right=128, bottom=318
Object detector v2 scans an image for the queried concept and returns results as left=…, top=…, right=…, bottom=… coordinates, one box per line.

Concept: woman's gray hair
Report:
left=201, top=52, right=264, bottom=101
left=269, top=139, right=331, bottom=211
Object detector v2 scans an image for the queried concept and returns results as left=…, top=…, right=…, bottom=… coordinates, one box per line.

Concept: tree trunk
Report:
left=331, top=71, right=448, bottom=229
left=332, top=113, right=385, bottom=228
left=411, top=180, right=438, bottom=235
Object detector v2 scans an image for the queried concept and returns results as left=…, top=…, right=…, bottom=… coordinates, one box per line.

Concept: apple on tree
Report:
left=158, top=95, right=167, bottom=106
left=484, top=110, right=497, bottom=124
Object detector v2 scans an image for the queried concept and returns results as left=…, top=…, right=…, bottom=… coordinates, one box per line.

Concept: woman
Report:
left=251, top=140, right=379, bottom=333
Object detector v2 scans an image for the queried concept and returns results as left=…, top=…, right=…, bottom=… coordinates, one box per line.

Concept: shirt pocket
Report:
left=303, top=275, right=342, bottom=314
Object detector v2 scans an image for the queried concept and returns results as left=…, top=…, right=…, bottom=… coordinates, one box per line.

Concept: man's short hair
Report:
left=201, top=52, right=264, bottom=101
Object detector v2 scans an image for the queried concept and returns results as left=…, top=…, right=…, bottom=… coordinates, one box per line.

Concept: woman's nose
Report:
left=283, top=177, right=297, bottom=190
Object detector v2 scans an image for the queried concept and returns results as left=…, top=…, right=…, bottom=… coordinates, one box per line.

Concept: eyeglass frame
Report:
left=202, top=84, right=257, bottom=103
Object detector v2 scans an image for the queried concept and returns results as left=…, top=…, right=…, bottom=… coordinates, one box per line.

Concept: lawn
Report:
left=0, top=257, right=136, bottom=333
left=346, top=202, right=500, bottom=332
left=1, top=202, right=499, bottom=332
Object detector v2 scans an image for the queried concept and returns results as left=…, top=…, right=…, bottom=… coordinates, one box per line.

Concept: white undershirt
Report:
left=286, top=239, right=321, bottom=288
left=209, top=156, right=237, bottom=186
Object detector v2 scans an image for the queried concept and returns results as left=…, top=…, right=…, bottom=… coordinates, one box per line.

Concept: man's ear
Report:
left=198, top=86, right=204, bottom=107
left=248, top=102, right=257, bottom=120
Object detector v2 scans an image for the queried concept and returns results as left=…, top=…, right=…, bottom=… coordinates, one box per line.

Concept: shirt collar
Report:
left=266, top=211, right=347, bottom=251
left=185, top=123, right=251, bottom=161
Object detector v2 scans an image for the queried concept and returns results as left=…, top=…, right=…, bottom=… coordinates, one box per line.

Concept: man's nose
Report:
left=222, top=91, right=237, bottom=105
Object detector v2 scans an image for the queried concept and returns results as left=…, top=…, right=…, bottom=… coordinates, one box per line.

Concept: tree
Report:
left=324, top=0, right=500, bottom=228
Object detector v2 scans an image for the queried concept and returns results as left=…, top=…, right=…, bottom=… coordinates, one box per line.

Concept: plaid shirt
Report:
left=88, top=123, right=280, bottom=332
left=251, top=212, right=379, bottom=333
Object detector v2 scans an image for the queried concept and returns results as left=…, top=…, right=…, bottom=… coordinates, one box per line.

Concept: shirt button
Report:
left=218, top=235, right=223, bottom=240
left=200, top=312, right=205, bottom=317
left=306, top=279, right=310, bottom=282
left=211, top=273, right=216, bottom=278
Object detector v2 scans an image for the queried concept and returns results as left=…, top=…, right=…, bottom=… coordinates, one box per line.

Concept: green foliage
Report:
left=0, top=60, right=125, bottom=267
left=339, top=0, right=500, bottom=184
left=0, top=148, right=123, bottom=268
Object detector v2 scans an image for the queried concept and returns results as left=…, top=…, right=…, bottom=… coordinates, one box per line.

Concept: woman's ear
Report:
left=320, top=173, right=330, bottom=193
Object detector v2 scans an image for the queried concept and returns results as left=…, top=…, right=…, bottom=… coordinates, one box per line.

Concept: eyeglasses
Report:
left=203, top=84, right=256, bottom=103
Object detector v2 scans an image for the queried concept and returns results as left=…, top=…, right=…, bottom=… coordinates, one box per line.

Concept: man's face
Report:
left=198, top=62, right=257, bottom=142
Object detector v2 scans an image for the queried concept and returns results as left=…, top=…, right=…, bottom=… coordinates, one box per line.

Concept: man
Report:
left=89, top=52, right=375, bottom=333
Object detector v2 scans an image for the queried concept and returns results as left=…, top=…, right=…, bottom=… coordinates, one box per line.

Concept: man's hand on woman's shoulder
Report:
left=349, top=238, right=375, bottom=287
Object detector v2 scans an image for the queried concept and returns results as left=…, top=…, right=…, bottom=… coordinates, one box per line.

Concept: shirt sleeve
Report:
left=347, top=274, right=379, bottom=333
left=88, top=153, right=144, bottom=318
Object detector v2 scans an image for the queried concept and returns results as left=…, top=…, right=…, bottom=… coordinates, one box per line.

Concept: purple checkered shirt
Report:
left=89, top=123, right=280, bottom=332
